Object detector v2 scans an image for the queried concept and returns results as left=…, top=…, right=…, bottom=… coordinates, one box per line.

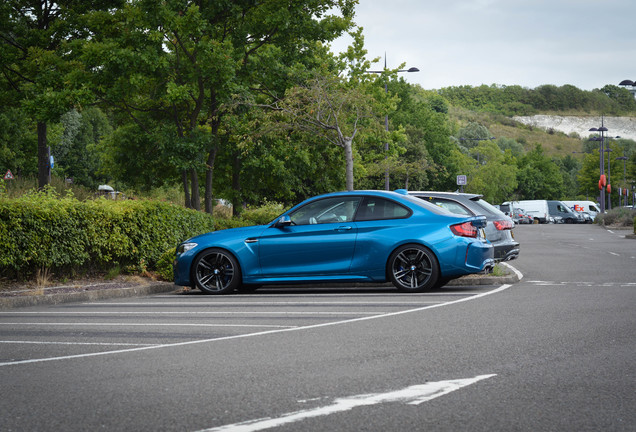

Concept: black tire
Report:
left=388, top=244, right=439, bottom=292
left=192, top=248, right=241, bottom=294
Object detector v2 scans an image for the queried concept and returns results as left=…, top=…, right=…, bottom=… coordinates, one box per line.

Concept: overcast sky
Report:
left=328, top=0, right=636, bottom=91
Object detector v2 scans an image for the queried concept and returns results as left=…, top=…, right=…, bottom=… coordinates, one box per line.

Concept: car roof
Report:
left=405, top=190, right=511, bottom=220
left=407, top=190, right=483, bottom=201
left=293, top=190, right=451, bottom=215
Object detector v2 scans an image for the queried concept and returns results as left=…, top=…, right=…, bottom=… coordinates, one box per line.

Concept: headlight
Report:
left=177, top=242, right=198, bottom=254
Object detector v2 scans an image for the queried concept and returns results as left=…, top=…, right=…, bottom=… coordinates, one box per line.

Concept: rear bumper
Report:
left=493, top=243, right=520, bottom=261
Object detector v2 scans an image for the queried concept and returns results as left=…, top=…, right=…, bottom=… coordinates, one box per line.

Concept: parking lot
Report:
left=1, top=285, right=508, bottom=367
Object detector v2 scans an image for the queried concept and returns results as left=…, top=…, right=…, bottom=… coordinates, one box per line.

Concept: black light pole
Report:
left=616, top=155, right=628, bottom=207
left=589, top=121, right=608, bottom=213
left=604, top=136, right=620, bottom=210
left=367, top=57, right=419, bottom=190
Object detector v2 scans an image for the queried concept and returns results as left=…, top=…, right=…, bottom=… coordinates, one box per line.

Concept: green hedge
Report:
left=0, top=188, right=214, bottom=279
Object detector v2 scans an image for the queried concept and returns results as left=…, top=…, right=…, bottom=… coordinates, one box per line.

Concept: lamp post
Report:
left=604, top=136, right=620, bottom=210
left=589, top=120, right=609, bottom=213
left=367, top=57, right=419, bottom=190
left=616, top=155, right=628, bottom=207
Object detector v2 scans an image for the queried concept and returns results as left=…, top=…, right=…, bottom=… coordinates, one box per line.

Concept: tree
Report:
left=0, top=0, right=121, bottom=188
left=461, top=141, right=518, bottom=203
left=53, top=107, right=112, bottom=188
left=265, top=73, right=382, bottom=191
left=80, top=0, right=355, bottom=212
left=516, top=145, right=564, bottom=199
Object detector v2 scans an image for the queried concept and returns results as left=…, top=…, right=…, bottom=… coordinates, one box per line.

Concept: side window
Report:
left=355, top=197, right=410, bottom=221
left=289, top=197, right=361, bottom=225
left=428, top=198, right=472, bottom=216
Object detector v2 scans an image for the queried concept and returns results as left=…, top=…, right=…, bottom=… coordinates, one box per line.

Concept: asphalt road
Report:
left=0, top=224, right=634, bottom=431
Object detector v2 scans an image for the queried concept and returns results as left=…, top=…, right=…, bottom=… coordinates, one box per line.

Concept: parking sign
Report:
left=456, top=175, right=467, bottom=185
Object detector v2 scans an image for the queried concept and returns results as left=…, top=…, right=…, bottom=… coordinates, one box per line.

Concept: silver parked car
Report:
left=406, top=191, right=520, bottom=262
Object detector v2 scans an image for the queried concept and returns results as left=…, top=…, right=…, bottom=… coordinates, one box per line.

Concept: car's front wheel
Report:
left=388, top=244, right=439, bottom=292
left=193, top=248, right=241, bottom=294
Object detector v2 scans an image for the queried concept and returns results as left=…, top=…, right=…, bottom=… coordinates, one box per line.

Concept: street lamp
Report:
left=589, top=121, right=609, bottom=213
left=604, top=136, right=620, bottom=210
left=367, top=58, right=419, bottom=190
left=616, top=156, right=628, bottom=207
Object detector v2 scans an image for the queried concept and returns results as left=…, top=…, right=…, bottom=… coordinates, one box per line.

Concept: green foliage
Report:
left=515, top=145, right=565, bottom=200
left=155, top=248, right=176, bottom=282
left=596, top=208, right=635, bottom=227
left=0, top=189, right=214, bottom=279
left=439, top=84, right=636, bottom=116
left=214, top=202, right=286, bottom=231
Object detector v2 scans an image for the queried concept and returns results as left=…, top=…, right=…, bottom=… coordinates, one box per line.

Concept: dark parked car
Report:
left=407, top=191, right=520, bottom=262
left=174, top=190, right=495, bottom=294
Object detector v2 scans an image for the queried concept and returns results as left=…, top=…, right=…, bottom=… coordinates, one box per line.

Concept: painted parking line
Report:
left=0, top=322, right=295, bottom=328
left=0, top=340, right=157, bottom=347
left=0, top=284, right=513, bottom=368
left=0, top=311, right=390, bottom=316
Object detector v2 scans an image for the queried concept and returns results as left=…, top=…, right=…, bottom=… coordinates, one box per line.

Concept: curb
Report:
left=0, top=282, right=177, bottom=310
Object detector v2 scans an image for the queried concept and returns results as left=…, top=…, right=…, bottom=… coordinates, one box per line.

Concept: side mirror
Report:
left=275, top=215, right=293, bottom=228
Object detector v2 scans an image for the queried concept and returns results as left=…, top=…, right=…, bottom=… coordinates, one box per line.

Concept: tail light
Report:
left=493, top=220, right=514, bottom=230
left=450, top=222, right=478, bottom=238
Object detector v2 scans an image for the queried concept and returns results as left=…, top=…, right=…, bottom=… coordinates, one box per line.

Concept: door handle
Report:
left=334, top=226, right=352, bottom=231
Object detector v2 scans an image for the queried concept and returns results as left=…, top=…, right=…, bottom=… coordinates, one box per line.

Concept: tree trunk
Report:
left=37, top=122, right=49, bottom=189
left=231, top=150, right=241, bottom=217
left=182, top=169, right=191, bottom=208
left=343, top=137, right=354, bottom=191
left=204, top=146, right=218, bottom=214
left=190, top=168, right=200, bottom=211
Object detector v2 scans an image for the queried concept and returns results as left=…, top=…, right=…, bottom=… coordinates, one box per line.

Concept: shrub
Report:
left=156, top=248, right=176, bottom=282
left=0, top=188, right=214, bottom=280
left=596, top=208, right=635, bottom=227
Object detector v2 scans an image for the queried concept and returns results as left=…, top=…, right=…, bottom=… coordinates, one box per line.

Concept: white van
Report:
left=561, top=201, right=600, bottom=220
left=502, top=200, right=551, bottom=224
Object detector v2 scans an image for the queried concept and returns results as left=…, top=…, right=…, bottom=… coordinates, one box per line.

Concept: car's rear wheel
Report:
left=193, top=248, right=241, bottom=294
left=388, top=244, right=439, bottom=292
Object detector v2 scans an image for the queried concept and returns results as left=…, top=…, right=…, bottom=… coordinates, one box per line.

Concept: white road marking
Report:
left=0, top=284, right=513, bottom=367
left=0, top=311, right=388, bottom=316
left=608, top=252, right=620, bottom=256
left=78, top=300, right=447, bottom=306
left=0, top=340, right=156, bottom=347
left=0, top=322, right=295, bottom=328
left=197, top=374, right=497, bottom=432
left=500, top=262, right=523, bottom=280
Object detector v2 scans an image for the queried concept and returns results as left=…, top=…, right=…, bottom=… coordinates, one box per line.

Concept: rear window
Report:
left=404, top=195, right=455, bottom=215
left=355, top=197, right=411, bottom=221
left=475, top=199, right=507, bottom=216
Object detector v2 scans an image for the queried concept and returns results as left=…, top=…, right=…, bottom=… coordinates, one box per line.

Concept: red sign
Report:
left=3, top=169, right=14, bottom=180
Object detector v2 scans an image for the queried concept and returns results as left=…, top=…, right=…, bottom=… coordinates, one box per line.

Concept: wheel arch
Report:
left=189, top=246, right=244, bottom=287
left=384, top=242, right=441, bottom=281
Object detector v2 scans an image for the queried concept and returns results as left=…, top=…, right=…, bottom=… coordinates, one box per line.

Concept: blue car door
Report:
left=258, top=197, right=361, bottom=278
